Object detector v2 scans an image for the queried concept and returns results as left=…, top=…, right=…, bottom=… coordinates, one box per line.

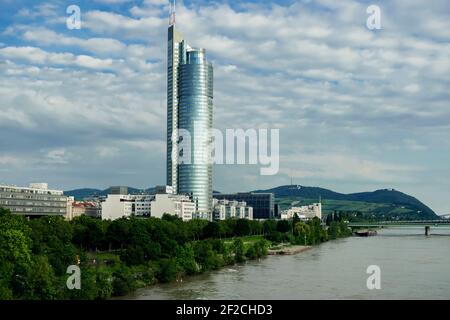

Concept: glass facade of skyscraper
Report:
left=167, top=25, right=214, bottom=216
left=178, top=48, right=213, bottom=216
left=213, top=193, right=275, bottom=219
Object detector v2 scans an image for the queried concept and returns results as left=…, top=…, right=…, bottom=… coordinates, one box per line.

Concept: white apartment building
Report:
left=151, top=193, right=195, bottom=221
left=280, top=203, right=322, bottom=221
left=212, top=199, right=253, bottom=221
left=0, top=183, right=68, bottom=216
left=101, top=189, right=196, bottom=222
left=101, top=194, right=154, bottom=221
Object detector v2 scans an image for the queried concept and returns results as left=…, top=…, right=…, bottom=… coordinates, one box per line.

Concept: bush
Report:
left=156, top=258, right=179, bottom=283
left=233, top=239, right=245, bottom=263
left=176, top=244, right=199, bottom=275
left=112, top=265, right=137, bottom=296
left=265, top=231, right=284, bottom=243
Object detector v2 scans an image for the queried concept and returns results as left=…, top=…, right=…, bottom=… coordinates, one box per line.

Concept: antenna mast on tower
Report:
left=169, top=0, right=176, bottom=26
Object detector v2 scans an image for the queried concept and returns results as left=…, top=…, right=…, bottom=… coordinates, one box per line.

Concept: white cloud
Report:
left=1, top=0, right=449, bottom=211
left=0, top=46, right=116, bottom=70
left=22, top=28, right=127, bottom=56
left=45, top=149, right=69, bottom=165
left=281, top=151, right=423, bottom=184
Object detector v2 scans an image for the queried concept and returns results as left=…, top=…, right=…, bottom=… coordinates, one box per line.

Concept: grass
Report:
left=222, top=235, right=266, bottom=249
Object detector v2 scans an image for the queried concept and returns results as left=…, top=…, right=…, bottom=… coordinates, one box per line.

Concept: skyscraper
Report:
left=166, top=13, right=213, bottom=217
left=166, top=24, right=183, bottom=192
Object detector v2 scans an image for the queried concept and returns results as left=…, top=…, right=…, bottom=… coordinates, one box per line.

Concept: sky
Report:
left=0, top=0, right=449, bottom=214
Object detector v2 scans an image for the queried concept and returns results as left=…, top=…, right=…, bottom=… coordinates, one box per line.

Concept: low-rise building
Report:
left=66, top=200, right=101, bottom=220
left=212, top=199, right=253, bottom=220
left=0, top=183, right=68, bottom=217
left=151, top=193, right=195, bottom=221
left=101, top=194, right=154, bottom=221
left=100, top=185, right=196, bottom=221
left=280, top=203, right=322, bottom=221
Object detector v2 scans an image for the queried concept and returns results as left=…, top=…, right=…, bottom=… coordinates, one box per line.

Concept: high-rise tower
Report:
left=166, top=5, right=213, bottom=217
left=166, top=24, right=183, bottom=192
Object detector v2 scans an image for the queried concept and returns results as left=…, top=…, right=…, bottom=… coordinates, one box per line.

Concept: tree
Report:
left=249, top=220, right=263, bottom=235
left=326, top=213, right=333, bottom=226
left=293, top=213, right=300, bottom=226
left=95, top=269, right=114, bottom=300
left=293, top=221, right=310, bottom=245
left=72, top=215, right=106, bottom=251
left=328, top=221, right=339, bottom=240
left=247, top=239, right=268, bottom=259
left=235, top=219, right=251, bottom=236
left=311, top=217, right=322, bottom=241
left=339, top=220, right=351, bottom=237
left=218, top=220, right=232, bottom=238
left=0, top=280, right=13, bottom=300
left=263, top=220, right=277, bottom=235
left=193, top=241, right=216, bottom=271
left=176, top=243, right=199, bottom=275
left=106, top=218, right=130, bottom=250
left=245, top=245, right=257, bottom=259
left=232, top=239, right=245, bottom=263
left=0, top=208, right=32, bottom=298
left=276, top=220, right=290, bottom=233
left=23, top=255, right=58, bottom=300
left=157, top=258, right=179, bottom=283
left=203, top=221, right=221, bottom=239
left=161, top=213, right=182, bottom=223
left=29, top=216, right=78, bottom=276
left=185, top=219, right=208, bottom=240
left=112, top=265, right=137, bottom=296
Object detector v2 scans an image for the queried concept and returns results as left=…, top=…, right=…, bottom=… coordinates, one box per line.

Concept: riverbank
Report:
left=268, top=245, right=312, bottom=255
left=122, top=228, right=450, bottom=300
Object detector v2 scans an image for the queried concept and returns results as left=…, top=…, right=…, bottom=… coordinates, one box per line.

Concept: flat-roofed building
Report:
left=0, top=183, right=68, bottom=217
left=213, top=193, right=274, bottom=219
left=212, top=198, right=253, bottom=220
left=101, top=194, right=154, bottom=221
left=280, top=203, right=322, bottom=221
left=151, top=193, right=195, bottom=221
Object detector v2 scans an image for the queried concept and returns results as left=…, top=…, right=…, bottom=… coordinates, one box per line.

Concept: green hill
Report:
left=253, top=185, right=439, bottom=220
left=65, top=187, right=153, bottom=200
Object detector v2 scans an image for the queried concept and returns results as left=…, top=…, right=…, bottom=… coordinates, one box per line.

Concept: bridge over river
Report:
left=348, top=220, right=450, bottom=236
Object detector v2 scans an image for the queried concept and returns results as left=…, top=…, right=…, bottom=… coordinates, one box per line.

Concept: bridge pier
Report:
left=425, top=226, right=430, bottom=236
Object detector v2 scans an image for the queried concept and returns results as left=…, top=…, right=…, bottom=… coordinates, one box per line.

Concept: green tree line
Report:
left=0, top=207, right=351, bottom=300
left=0, top=208, right=269, bottom=300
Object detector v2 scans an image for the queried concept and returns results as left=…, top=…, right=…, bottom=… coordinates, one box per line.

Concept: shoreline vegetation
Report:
left=268, top=245, right=312, bottom=255
left=0, top=207, right=352, bottom=300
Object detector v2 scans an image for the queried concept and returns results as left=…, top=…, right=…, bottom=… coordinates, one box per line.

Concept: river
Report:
left=122, top=228, right=450, bottom=300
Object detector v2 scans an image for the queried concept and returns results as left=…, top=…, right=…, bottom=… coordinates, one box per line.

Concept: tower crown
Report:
left=169, top=0, right=176, bottom=26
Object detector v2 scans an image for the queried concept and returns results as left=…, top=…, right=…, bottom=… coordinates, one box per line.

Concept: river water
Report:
left=123, top=228, right=450, bottom=300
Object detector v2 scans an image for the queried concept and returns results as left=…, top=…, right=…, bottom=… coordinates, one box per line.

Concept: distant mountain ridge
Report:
left=252, top=185, right=439, bottom=219
left=65, top=184, right=439, bottom=220
left=65, top=187, right=155, bottom=199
